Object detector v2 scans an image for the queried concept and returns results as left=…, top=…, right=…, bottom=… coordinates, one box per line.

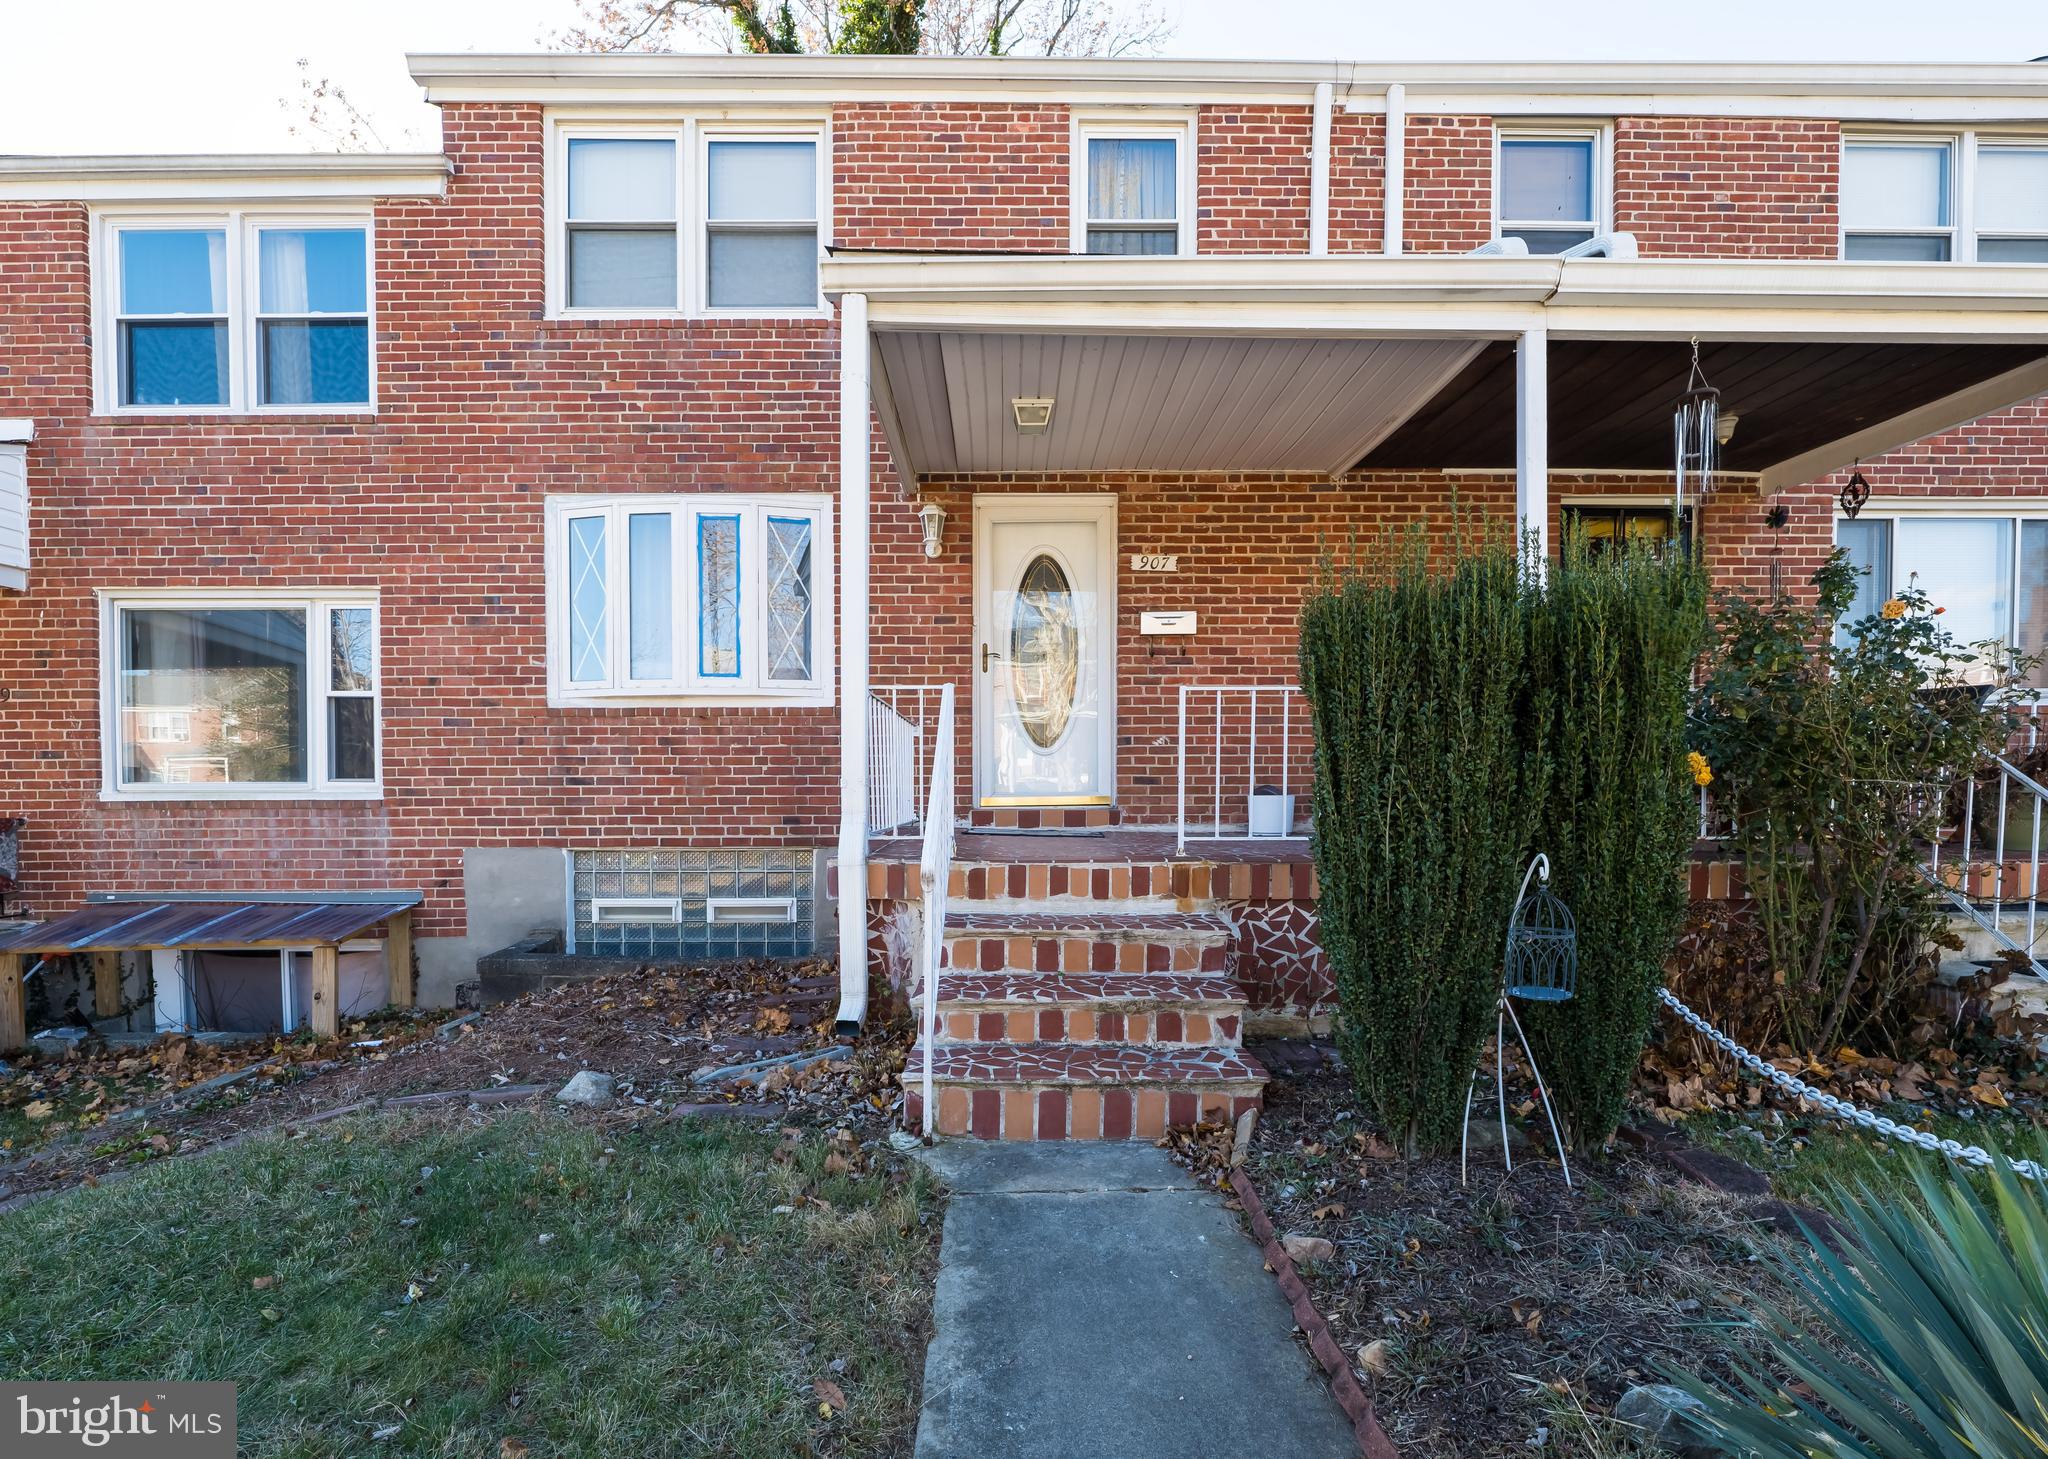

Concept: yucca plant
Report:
left=1665, top=1136, right=2048, bottom=1458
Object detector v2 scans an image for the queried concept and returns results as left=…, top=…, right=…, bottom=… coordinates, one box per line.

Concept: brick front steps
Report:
left=942, top=910, right=1235, bottom=975
left=920, top=974, right=1247, bottom=1046
left=902, top=1042, right=1268, bottom=1140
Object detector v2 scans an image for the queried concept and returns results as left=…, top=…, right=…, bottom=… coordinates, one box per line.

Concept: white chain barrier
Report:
left=1656, top=987, right=2047, bottom=1184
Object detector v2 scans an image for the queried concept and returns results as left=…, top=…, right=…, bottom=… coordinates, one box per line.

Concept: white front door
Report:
left=973, top=496, right=1117, bottom=807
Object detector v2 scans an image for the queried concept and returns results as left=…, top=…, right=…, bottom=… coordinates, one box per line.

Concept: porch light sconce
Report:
left=917, top=499, right=948, bottom=558
left=1011, top=396, right=1055, bottom=433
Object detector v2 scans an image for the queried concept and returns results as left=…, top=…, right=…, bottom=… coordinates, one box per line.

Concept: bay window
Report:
left=101, top=591, right=380, bottom=798
left=1835, top=513, right=2048, bottom=685
left=547, top=494, right=831, bottom=705
left=101, top=214, right=372, bottom=412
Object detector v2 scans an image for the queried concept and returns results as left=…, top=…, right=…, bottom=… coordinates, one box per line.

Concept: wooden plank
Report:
left=0, top=952, right=23, bottom=1053
left=310, top=944, right=340, bottom=1040
left=385, top=910, right=414, bottom=1009
left=92, top=952, right=122, bottom=1021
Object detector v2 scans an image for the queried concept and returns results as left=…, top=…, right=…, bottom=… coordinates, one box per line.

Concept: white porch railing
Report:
left=1930, top=751, right=2048, bottom=979
left=915, top=683, right=957, bottom=1137
left=1176, top=685, right=1311, bottom=854
left=866, top=684, right=947, bottom=838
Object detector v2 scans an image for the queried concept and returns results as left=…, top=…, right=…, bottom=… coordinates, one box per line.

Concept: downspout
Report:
left=834, top=291, right=872, bottom=1034
left=1309, top=80, right=1332, bottom=256
left=1382, top=82, right=1406, bottom=257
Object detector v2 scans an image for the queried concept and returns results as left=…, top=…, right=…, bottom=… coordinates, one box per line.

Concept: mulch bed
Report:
left=1208, top=1055, right=1793, bottom=1459
left=1, top=959, right=911, bottom=1208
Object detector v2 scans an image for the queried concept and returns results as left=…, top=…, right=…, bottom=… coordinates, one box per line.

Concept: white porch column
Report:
left=1516, top=326, right=1549, bottom=566
left=834, top=291, right=872, bottom=1031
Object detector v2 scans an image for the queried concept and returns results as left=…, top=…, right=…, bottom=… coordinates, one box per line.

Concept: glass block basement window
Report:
left=571, top=849, right=816, bottom=959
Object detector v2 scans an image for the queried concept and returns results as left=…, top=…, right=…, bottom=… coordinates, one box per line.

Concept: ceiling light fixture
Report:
left=1011, top=397, right=1055, bottom=433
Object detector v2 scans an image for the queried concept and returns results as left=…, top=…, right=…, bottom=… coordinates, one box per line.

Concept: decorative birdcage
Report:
left=1505, top=875, right=1577, bottom=1004
left=1462, top=853, right=1579, bottom=1189
left=1673, top=339, right=1721, bottom=518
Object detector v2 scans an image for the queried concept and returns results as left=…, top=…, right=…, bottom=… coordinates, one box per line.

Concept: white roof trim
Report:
left=407, top=53, right=2048, bottom=117
left=0, top=154, right=452, bottom=202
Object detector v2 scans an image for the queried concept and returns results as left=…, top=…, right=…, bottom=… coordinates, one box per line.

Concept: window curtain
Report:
left=1089, top=139, right=1175, bottom=222
left=260, top=231, right=312, bottom=403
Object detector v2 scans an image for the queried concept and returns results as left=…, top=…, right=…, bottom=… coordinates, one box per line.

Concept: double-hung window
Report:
left=101, top=591, right=381, bottom=798
left=551, top=121, right=825, bottom=316
left=546, top=494, right=831, bottom=706
left=1835, top=512, right=2048, bottom=685
left=101, top=214, right=371, bottom=412
left=1495, top=129, right=1602, bottom=254
left=1841, top=134, right=2048, bottom=262
left=1074, top=119, right=1190, bottom=255
left=1842, top=141, right=1954, bottom=260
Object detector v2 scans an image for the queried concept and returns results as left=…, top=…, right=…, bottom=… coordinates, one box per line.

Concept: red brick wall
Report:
left=1328, top=112, right=1386, bottom=251
left=832, top=102, right=1069, bottom=252
left=1197, top=105, right=1312, bottom=252
left=0, top=102, right=841, bottom=940
left=1615, top=117, right=1840, bottom=258
left=1402, top=115, right=1494, bottom=253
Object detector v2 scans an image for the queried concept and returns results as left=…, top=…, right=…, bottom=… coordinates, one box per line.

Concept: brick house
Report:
left=3, top=54, right=2048, bottom=1136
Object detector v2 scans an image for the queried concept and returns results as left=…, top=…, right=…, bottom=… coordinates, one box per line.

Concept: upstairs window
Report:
left=102, top=591, right=380, bottom=799
left=546, top=494, right=832, bottom=706
left=1842, top=141, right=1953, bottom=260
left=101, top=215, right=372, bottom=413
left=1074, top=119, right=1191, bottom=256
left=551, top=121, right=826, bottom=317
left=566, top=137, right=678, bottom=309
left=1496, top=131, right=1601, bottom=254
left=1976, top=145, right=2048, bottom=263
left=704, top=137, right=821, bottom=310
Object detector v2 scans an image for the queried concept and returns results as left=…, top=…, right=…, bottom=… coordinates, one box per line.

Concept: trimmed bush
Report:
left=1299, top=529, right=1537, bottom=1157
left=1523, top=533, right=1709, bottom=1150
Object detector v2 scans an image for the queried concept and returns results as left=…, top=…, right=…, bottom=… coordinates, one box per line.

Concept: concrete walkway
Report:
left=912, top=1141, right=1357, bottom=1459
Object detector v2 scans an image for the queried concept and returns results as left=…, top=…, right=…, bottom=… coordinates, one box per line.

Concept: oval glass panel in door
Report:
left=1009, top=553, right=1080, bottom=750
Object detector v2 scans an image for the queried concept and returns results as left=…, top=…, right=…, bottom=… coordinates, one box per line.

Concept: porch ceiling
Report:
left=1360, top=339, right=2048, bottom=474
left=873, top=331, right=1486, bottom=476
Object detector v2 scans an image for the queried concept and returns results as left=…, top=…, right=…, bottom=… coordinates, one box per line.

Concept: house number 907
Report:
left=1130, top=554, right=1179, bottom=572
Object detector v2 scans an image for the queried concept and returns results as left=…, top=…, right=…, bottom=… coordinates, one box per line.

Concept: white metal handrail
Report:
left=1176, top=684, right=1309, bottom=854
left=917, top=683, right=957, bottom=1137
left=1929, top=753, right=2048, bottom=979
left=866, top=684, right=945, bottom=839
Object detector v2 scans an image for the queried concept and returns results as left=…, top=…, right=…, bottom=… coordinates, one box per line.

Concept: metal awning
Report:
left=0, top=895, right=420, bottom=955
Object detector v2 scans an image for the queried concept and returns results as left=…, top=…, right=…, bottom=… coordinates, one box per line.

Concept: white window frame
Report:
left=98, top=587, right=383, bottom=802
left=1492, top=123, right=1611, bottom=253
left=543, top=493, right=834, bottom=708
left=1070, top=111, right=1197, bottom=257
left=92, top=207, right=376, bottom=417
left=544, top=114, right=831, bottom=321
left=1840, top=129, right=2048, bottom=264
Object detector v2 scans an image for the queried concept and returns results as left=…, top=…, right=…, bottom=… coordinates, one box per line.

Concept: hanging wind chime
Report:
left=1672, top=338, right=1720, bottom=524
left=1461, top=853, right=1577, bottom=1189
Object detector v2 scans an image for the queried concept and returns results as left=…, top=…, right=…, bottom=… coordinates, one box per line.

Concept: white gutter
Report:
left=834, top=292, right=873, bottom=1032
left=1309, top=81, right=1332, bottom=258
left=0, top=153, right=452, bottom=203
left=1382, top=83, right=1406, bottom=258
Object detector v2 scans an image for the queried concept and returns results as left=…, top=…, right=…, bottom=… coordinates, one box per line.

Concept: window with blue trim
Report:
left=549, top=495, right=828, bottom=703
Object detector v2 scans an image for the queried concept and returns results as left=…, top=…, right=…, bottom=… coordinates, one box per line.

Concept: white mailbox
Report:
left=1140, top=611, right=1197, bottom=636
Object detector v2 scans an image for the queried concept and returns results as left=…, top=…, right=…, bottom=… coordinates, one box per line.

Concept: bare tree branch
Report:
left=279, top=59, right=392, bottom=153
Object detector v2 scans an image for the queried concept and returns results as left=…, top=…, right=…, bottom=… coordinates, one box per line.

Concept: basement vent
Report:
left=571, top=849, right=815, bottom=959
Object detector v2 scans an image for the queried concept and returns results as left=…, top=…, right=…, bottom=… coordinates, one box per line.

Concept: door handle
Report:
left=981, top=643, right=1005, bottom=672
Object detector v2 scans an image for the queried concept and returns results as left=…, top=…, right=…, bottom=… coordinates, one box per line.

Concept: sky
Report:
left=2, top=0, right=2045, bottom=155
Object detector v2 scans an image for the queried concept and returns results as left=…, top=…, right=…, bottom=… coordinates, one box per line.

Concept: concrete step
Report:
left=916, top=973, right=1247, bottom=1047
left=940, top=910, right=1235, bottom=976
left=900, top=1041, right=1267, bottom=1140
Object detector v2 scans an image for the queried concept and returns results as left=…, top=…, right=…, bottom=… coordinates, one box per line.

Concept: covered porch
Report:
left=823, top=252, right=2048, bottom=1126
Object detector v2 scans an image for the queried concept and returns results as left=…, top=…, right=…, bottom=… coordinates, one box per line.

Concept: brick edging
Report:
left=1228, top=1165, right=1400, bottom=1459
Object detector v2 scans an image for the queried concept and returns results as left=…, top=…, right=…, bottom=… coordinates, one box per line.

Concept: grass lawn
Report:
left=0, top=1109, right=939, bottom=1458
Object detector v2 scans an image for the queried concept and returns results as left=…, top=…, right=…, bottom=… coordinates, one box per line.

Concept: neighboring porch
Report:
left=825, top=252, right=2048, bottom=1136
